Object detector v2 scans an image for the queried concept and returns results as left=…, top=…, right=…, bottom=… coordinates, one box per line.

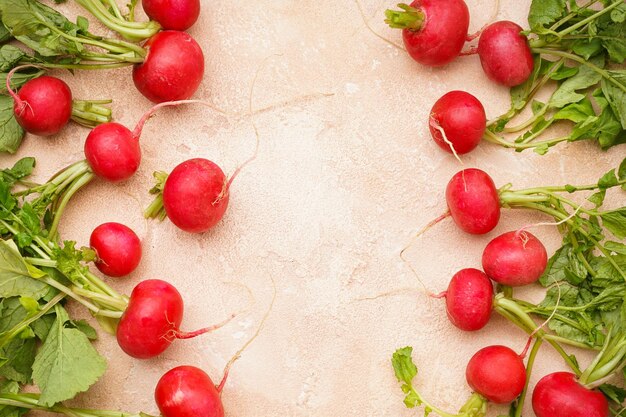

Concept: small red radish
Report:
left=90, top=222, right=142, bottom=278
left=385, top=0, right=470, bottom=67
left=142, top=0, right=200, bottom=31
left=482, top=230, right=547, bottom=286
left=446, top=169, right=501, bottom=235
left=445, top=268, right=494, bottom=331
left=84, top=99, right=205, bottom=182
left=155, top=366, right=224, bottom=417
left=162, top=158, right=229, bottom=233
left=466, top=345, right=526, bottom=404
left=6, top=70, right=72, bottom=136
left=532, top=372, right=609, bottom=417
left=133, top=31, right=204, bottom=103
left=116, top=279, right=232, bottom=359
left=429, top=91, right=486, bottom=155
left=478, top=21, right=534, bottom=87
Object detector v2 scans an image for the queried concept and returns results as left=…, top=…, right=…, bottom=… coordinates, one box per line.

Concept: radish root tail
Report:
left=354, top=0, right=406, bottom=52
left=515, top=204, right=582, bottom=236
left=429, top=116, right=463, bottom=165
left=217, top=276, right=277, bottom=394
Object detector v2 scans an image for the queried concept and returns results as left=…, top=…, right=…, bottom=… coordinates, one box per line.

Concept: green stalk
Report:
left=514, top=338, right=543, bottom=417
left=71, top=99, right=113, bottom=128
left=49, top=172, right=95, bottom=239
left=556, top=0, right=624, bottom=38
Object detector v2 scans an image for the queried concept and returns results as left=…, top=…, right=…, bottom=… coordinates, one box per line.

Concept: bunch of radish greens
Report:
left=393, top=158, right=626, bottom=417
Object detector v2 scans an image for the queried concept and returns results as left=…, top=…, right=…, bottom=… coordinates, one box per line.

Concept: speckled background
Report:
left=6, top=0, right=625, bottom=416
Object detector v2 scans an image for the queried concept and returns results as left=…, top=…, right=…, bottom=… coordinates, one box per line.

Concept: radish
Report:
left=532, top=372, right=609, bottom=417
left=133, top=31, right=205, bottom=103
left=7, top=73, right=72, bottom=136
left=90, top=222, right=142, bottom=278
left=116, top=279, right=234, bottom=359
left=466, top=345, right=526, bottom=404
left=142, top=0, right=200, bottom=31
left=385, top=0, right=470, bottom=67
left=446, top=168, right=501, bottom=235
left=429, top=91, right=486, bottom=155
left=444, top=268, right=493, bottom=331
left=84, top=99, right=214, bottom=182
left=482, top=230, right=547, bottom=286
left=155, top=366, right=224, bottom=417
left=162, top=159, right=229, bottom=233
left=477, top=21, right=534, bottom=87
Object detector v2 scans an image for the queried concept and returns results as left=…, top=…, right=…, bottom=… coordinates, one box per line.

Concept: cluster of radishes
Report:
left=386, top=0, right=534, bottom=155
left=7, top=2, right=245, bottom=416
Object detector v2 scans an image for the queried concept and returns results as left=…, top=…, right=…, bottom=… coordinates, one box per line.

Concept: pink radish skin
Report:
left=155, top=366, right=224, bottom=417
left=466, top=345, right=526, bottom=403
left=532, top=372, right=609, bottom=417
left=162, top=158, right=229, bottom=233
left=116, top=279, right=184, bottom=359
left=396, top=0, right=470, bottom=67
left=142, top=0, right=200, bottom=31
left=9, top=76, right=72, bottom=136
left=478, top=21, right=534, bottom=87
left=446, top=169, right=501, bottom=235
left=429, top=91, right=486, bottom=155
left=482, top=230, right=548, bottom=286
left=84, top=123, right=141, bottom=182
left=90, top=222, right=142, bottom=278
left=133, top=31, right=204, bottom=103
left=445, top=268, right=494, bottom=331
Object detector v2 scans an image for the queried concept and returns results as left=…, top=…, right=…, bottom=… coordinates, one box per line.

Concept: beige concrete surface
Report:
left=4, top=0, right=625, bottom=416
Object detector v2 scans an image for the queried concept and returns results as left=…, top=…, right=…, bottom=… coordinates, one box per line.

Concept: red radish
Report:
left=385, top=0, right=470, bottom=67
left=155, top=366, right=224, bottom=417
left=532, top=372, right=609, bottom=417
left=133, top=31, right=205, bottom=103
left=482, top=230, right=548, bottom=286
left=466, top=345, right=526, bottom=403
left=84, top=123, right=141, bottom=182
left=162, top=158, right=229, bottom=233
left=6, top=70, right=72, bottom=136
left=446, top=169, right=501, bottom=235
left=429, top=91, right=486, bottom=155
left=142, top=0, right=200, bottom=31
left=116, top=279, right=233, bottom=359
left=84, top=99, right=207, bottom=182
left=445, top=268, right=493, bottom=331
left=478, top=21, right=534, bottom=87
left=90, top=222, right=142, bottom=277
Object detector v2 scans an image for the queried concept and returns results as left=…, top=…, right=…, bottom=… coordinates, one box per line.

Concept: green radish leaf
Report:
left=5, top=158, right=35, bottom=181
left=0, top=338, right=35, bottom=384
left=599, top=383, right=626, bottom=404
left=572, top=38, right=604, bottom=60
left=32, top=305, right=106, bottom=406
left=540, top=244, right=589, bottom=286
left=601, top=208, right=626, bottom=239
left=598, top=169, right=618, bottom=188
left=601, top=71, right=626, bottom=129
left=606, top=241, right=626, bottom=255
left=0, top=96, right=25, bottom=155
left=589, top=2, right=626, bottom=63
left=392, top=346, right=417, bottom=386
left=0, top=45, right=25, bottom=72
left=588, top=89, right=625, bottom=149
left=72, top=319, right=97, bottom=340
left=550, top=56, right=605, bottom=108
left=0, top=24, right=11, bottom=43
left=528, top=0, right=567, bottom=32
left=553, top=98, right=595, bottom=122
left=588, top=190, right=606, bottom=207
left=31, top=313, right=55, bottom=341
left=0, top=380, right=25, bottom=417
left=0, top=240, right=50, bottom=299
left=550, top=65, right=579, bottom=81
left=0, top=297, right=29, bottom=333
left=0, top=0, right=85, bottom=57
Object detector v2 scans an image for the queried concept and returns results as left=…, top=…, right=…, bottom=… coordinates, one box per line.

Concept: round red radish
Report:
left=446, top=169, right=501, bottom=235
left=532, top=372, right=609, bottom=417
left=84, top=123, right=141, bottom=182
left=116, top=279, right=184, bottom=359
left=466, top=345, right=526, bottom=404
left=445, top=268, right=493, bottom=331
left=142, top=0, right=200, bottom=31
left=133, top=31, right=205, bottom=103
left=90, top=222, right=142, bottom=277
left=155, top=366, right=224, bottom=417
left=11, top=76, right=72, bottom=136
left=429, top=91, right=486, bottom=155
left=396, top=0, right=470, bottom=67
left=478, top=21, right=534, bottom=87
left=162, top=158, right=229, bottom=233
left=482, top=230, right=547, bottom=286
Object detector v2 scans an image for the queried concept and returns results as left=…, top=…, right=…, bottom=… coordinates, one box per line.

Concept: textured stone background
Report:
left=6, top=0, right=625, bottom=416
